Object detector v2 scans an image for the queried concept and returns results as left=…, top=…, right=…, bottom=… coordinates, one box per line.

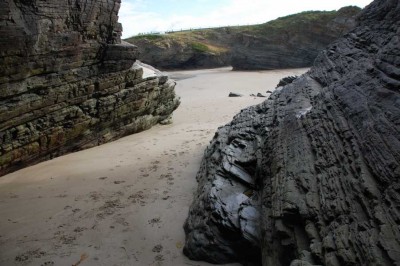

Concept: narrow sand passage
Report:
left=0, top=67, right=307, bottom=266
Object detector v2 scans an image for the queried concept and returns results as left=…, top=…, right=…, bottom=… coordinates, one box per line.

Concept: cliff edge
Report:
left=184, top=0, right=400, bottom=265
left=126, top=7, right=360, bottom=70
left=0, top=0, right=180, bottom=176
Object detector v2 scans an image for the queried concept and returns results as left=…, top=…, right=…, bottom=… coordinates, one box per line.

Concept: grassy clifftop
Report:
left=125, top=6, right=361, bottom=70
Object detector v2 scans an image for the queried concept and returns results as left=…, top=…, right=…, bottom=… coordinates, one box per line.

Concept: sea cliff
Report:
left=0, top=0, right=180, bottom=176
left=126, top=7, right=360, bottom=70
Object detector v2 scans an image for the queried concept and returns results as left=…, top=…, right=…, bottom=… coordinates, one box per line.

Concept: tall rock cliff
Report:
left=184, top=0, right=400, bottom=265
left=0, top=0, right=180, bottom=176
left=126, top=7, right=360, bottom=70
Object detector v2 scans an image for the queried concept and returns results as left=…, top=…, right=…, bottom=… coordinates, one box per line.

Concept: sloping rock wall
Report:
left=184, top=0, right=400, bottom=265
left=230, top=6, right=359, bottom=70
left=0, top=0, right=180, bottom=176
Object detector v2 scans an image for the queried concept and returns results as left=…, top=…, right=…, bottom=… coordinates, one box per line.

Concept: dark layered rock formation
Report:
left=126, top=7, right=360, bottom=70
left=0, top=0, right=180, bottom=176
left=184, top=0, right=400, bottom=265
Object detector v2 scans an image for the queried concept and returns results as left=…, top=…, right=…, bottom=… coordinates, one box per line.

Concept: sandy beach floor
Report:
left=0, top=67, right=307, bottom=266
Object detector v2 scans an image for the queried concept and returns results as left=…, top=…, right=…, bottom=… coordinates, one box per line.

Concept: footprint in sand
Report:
left=89, top=191, right=102, bottom=201
left=149, top=165, right=158, bottom=171
left=148, top=217, right=161, bottom=227
left=129, top=191, right=147, bottom=205
left=15, top=249, right=46, bottom=262
left=59, top=234, right=76, bottom=245
left=41, top=261, right=55, bottom=266
left=152, top=244, right=163, bottom=253
left=154, top=254, right=164, bottom=262
left=115, top=217, right=129, bottom=227
left=73, top=227, right=87, bottom=233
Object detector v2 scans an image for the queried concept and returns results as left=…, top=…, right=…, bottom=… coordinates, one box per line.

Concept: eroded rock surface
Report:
left=184, top=0, right=400, bottom=265
left=0, top=0, right=180, bottom=175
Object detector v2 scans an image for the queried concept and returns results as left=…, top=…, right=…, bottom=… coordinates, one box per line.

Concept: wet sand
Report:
left=0, top=67, right=308, bottom=266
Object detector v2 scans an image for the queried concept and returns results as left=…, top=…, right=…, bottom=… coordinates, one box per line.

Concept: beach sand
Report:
left=0, top=67, right=308, bottom=266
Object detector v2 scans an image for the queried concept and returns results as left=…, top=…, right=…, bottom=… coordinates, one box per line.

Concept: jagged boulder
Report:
left=184, top=0, right=400, bottom=265
left=0, top=0, right=180, bottom=176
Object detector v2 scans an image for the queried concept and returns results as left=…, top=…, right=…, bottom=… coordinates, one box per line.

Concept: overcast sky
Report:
left=119, top=0, right=373, bottom=38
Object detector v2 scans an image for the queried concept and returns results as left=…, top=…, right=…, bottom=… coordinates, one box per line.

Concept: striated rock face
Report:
left=230, top=6, right=360, bottom=70
left=184, top=0, right=400, bottom=265
left=126, top=7, right=360, bottom=70
left=0, top=0, right=180, bottom=176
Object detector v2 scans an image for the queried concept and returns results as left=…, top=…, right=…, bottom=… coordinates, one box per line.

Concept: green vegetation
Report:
left=227, top=10, right=339, bottom=36
left=128, top=10, right=350, bottom=42
left=191, top=42, right=209, bottom=53
left=130, top=34, right=164, bottom=40
left=125, top=6, right=360, bottom=57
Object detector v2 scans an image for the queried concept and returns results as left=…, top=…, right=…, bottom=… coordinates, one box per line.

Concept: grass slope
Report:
left=125, top=7, right=360, bottom=54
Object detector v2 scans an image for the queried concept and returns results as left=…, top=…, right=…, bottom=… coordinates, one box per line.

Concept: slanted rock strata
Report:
left=0, top=0, right=180, bottom=176
left=184, top=0, right=400, bottom=265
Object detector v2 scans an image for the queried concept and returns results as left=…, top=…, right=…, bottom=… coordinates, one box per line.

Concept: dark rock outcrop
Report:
left=126, top=7, right=360, bottom=70
left=0, top=0, right=180, bottom=176
left=229, top=92, right=244, bottom=97
left=184, top=0, right=400, bottom=265
left=276, top=76, right=298, bottom=87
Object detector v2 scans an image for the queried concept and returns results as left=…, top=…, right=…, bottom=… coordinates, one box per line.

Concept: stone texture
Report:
left=276, top=76, right=298, bottom=88
left=0, top=0, right=180, bottom=176
left=184, top=0, right=400, bottom=265
left=126, top=7, right=360, bottom=70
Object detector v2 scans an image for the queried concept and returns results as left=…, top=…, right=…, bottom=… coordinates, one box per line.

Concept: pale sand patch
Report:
left=0, top=67, right=307, bottom=266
